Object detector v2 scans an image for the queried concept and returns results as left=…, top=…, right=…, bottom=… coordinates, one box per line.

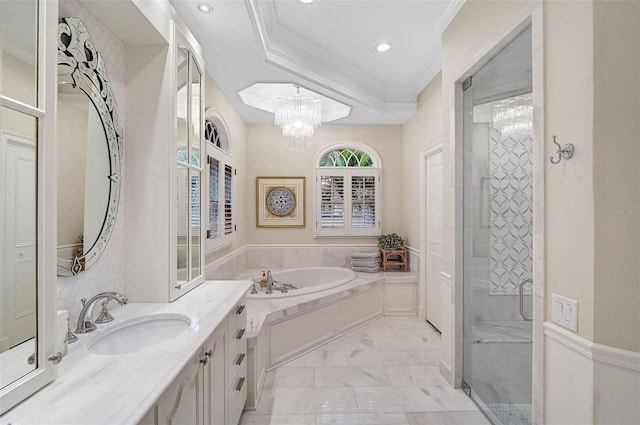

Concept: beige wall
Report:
left=402, top=72, right=443, bottom=249
left=544, top=0, right=596, bottom=343
left=592, top=0, right=640, bottom=353
left=245, top=123, right=404, bottom=245
left=204, top=74, right=249, bottom=264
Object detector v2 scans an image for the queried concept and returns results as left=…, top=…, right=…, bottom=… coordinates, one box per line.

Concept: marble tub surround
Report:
left=205, top=245, right=419, bottom=281
left=1, top=280, right=252, bottom=425
left=244, top=271, right=416, bottom=341
left=239, top=316, right=489, bottom=425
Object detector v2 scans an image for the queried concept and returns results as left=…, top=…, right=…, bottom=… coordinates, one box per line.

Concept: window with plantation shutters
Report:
left=224, top=164, right=233, bottom=235
left=315, top=144, right=381, bottom=237
left=208, top=156, right=220, bottom=238
left=320, top=175, right=345, bottom=228
left=205, top=111, right=235, bottom=252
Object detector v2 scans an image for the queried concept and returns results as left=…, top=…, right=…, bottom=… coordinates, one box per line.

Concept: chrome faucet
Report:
left=75, top=292, right=128, bottom=334
left=266, top=270, right=273, bottom=294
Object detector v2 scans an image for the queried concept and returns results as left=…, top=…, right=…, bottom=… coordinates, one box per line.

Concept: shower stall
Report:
left=461, top=25, right=534, bottom=425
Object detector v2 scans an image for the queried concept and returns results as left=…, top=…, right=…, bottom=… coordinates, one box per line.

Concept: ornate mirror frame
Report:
left=56, top=17, right=123, bottom=276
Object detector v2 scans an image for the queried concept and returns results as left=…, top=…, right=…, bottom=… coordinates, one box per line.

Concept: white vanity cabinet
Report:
left=155, top=324, right=226, bottom=425
left=156, top=347, right=204, bottom=425
left=147, top=296, right=247, bottom=425
left=227, top=300, right=248, bottom=425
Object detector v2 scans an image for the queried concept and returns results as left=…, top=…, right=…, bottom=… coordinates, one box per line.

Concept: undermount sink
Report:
left=88, top=313, right=192, bottom=355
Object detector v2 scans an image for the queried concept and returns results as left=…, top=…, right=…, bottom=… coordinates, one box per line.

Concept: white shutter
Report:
left=224, top=164, right=233, bottom=234
left=207, top=156, right=220, bottom=238
left=350, top=168, right=379, bottom=236
left=316, top=168, right=380, bottom=237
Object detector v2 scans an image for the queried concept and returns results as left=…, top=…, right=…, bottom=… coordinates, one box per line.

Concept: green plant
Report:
left=378, top=233, right=405, bottom=250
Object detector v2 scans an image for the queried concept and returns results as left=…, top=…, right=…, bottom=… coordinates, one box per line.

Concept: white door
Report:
left=426, top=150, right=443, bottom=330
left=2, top=133, right=36, bottom=350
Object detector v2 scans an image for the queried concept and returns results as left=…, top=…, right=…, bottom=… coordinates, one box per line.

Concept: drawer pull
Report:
left=235, top=377, right=245, bottom=391
left=235, top=305, right=246, bottom=315
left=236, top=328, right=245, bottom=340
left=236, top=353, right=245, bottom=366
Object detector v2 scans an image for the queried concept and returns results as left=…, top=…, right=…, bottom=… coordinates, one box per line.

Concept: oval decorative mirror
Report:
left=56, top=17, right=123, bottom=276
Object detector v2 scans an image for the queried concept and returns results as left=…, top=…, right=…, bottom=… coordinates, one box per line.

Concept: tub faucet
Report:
left=75, top=292, right=128, bottom=334
left=266, top=270, right=273, bottom=294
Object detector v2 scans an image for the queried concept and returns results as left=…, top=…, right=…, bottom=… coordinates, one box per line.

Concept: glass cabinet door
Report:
left=1, top=0, right=57, bottom=414
left=173, top=33, right=203, bottom=301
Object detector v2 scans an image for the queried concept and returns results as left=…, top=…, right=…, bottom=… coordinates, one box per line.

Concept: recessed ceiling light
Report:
left=299, top=0, right=315, bottom=4
left=197, top=3, right=212, bottom=13
left=376, top=43, right=391, bottom=53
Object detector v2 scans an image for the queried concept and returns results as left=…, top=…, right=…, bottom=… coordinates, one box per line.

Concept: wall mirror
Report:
left=56, top=16, right=123, bottom=276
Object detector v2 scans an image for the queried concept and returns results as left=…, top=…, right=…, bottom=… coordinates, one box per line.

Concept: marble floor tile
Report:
left=417, top=386, right=479, bottom=411
left=239, top=413, right=317, bottom=425
left=282, top=350, right=349, bottom=367
left=263, top=367, right=315, bottom=388
left=370, top=335, right=440, bottom=350
left=407, top=349, right=442, bottom=366
left=254, top=388, right=358, bottom=415
left=321, top=335, right=377, bottom=351
left=353, top=386, right=446, bottom=413
left=247, top=317, right=485, bottom=424
left=316, top=413, right=409, bottom=425
left=348, top=323, right=397, bottom=337
left=315, top=366, right=391, bottom=387
left=346, top=349, right=416, bottom=366
left=384, top=365, right=450, bottom=386
left=406, top=411, right=491, bottom=425
left=390, top=324, right=441, bottom=338
left=314, top=387, right=360, bottom=414
left=253, top=388, right=317, bottom=415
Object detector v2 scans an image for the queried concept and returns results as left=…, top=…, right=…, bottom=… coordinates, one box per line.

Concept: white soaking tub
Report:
left=246, top=267, right=357, bottom=299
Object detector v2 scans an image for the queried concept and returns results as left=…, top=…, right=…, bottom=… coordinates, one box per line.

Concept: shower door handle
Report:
left=519, top=278, right=533, bottom=321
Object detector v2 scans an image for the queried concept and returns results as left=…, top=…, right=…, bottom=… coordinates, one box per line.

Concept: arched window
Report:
left=205, top=109, right=234, bottom=252
left=315, top=142, right=382, bottom=237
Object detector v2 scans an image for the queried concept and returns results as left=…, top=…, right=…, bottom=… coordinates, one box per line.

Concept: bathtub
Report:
left=246, top=266, right=357, bottom=299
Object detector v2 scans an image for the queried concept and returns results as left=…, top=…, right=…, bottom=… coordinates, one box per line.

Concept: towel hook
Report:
left=550, top=135, right=575, bottom=164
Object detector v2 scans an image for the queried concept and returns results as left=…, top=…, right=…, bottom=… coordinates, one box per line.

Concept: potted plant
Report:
left=377, top=233, right=405, bottom=250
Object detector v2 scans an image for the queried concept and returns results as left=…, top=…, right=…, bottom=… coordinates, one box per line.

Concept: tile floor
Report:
left=240, top=316, right=491, bottom=425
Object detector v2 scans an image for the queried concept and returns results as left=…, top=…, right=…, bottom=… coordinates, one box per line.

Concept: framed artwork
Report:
left=256, top=176, right=306, bottom=228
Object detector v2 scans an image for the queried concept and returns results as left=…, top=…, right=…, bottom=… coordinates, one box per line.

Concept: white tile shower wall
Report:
left=56, top=0, right=126, bottom=323
left=488, top=127, right=533, bottom=295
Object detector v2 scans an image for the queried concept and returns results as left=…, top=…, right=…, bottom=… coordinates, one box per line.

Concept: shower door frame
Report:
left=451, top=4, right=546, bottom=424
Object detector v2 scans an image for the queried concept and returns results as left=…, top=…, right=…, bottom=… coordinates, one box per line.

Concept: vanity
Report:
left=1, top=280, right=251, bottom=425
left=0, top=0, right=243, bottom=422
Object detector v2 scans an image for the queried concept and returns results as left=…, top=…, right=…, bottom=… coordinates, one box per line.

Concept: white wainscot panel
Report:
left=267, top=286, right=384, bottom=368
left=384, top=283, right=417, bottom=315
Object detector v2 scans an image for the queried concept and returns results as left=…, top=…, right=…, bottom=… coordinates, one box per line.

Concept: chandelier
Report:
left=492, top=94, right=533, bottom=136
left=274, top=86, right=322, bottom=151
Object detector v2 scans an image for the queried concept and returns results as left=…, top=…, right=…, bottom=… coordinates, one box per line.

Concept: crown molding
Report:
left=244, top=0, right=417, bottom=115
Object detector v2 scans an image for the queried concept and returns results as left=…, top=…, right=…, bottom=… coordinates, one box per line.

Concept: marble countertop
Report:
left=245, top=271, right=417, bottom=345
left=1, top=280, right=252, bottom=425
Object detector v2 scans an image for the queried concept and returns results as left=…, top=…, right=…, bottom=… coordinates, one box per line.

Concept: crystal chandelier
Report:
left=274, top=86, right=322, bottom=151
left=492, top=94, right=533, bottom=136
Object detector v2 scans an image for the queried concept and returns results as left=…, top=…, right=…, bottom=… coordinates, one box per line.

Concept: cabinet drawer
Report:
left=228, top=299, right=247, bottom=334
left=228, top=345, right=247, bottom=387
left=228, top=360, right=247, bottom=425
left=228, top=300, right=247, bottom=359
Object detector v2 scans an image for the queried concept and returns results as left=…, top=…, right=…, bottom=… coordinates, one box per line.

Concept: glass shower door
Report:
left=461, top=25, right=534, bottom=425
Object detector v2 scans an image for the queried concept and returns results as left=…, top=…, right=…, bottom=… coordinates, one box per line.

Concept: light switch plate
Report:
left=551, top=293, right=578, bottom=332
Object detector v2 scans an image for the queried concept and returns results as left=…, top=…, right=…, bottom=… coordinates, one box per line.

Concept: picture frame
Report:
left=256, top=176, right=306, bottom=228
